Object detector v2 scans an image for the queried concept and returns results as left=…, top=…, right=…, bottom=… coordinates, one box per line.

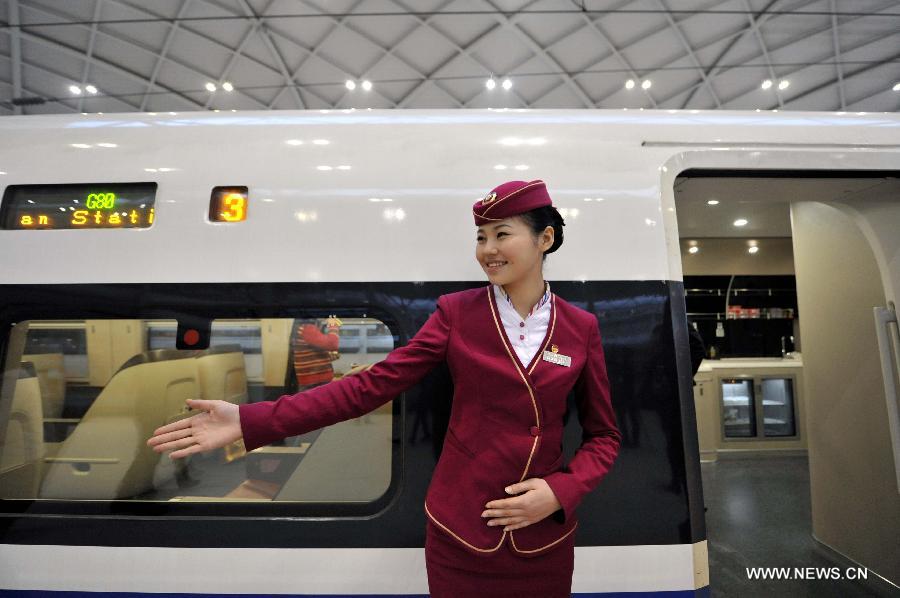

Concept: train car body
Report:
left=0, top=108, right=898, bottom=597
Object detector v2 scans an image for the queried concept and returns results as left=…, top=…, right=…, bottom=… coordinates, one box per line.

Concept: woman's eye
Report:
left=497, top=232, right=507, bottom=237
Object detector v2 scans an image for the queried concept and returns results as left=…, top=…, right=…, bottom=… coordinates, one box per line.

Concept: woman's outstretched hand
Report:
left=482, top=478, right=563, bottom=531
left=146, top=399, right=242, bottom=460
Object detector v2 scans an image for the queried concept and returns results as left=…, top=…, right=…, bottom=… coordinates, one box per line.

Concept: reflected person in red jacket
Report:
left=147, top=179, right=621, bottom=598
left=287, top=316, right=342, bottom=392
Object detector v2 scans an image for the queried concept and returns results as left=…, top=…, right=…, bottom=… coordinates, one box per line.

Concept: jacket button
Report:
left=530, top=426, right=541, bottom=436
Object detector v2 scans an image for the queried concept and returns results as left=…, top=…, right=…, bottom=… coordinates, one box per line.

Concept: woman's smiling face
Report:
left=475, top=216, right=552, bottom=285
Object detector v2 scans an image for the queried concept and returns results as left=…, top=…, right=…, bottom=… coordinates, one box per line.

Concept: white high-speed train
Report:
left=0, top=108, right=898, bottom=597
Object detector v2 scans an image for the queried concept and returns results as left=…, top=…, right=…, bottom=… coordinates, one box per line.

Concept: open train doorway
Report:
left=673, top=170, right=900, bottom=597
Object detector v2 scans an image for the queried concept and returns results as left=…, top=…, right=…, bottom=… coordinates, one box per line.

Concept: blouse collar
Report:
left=494, top=280, right=551, bottom=319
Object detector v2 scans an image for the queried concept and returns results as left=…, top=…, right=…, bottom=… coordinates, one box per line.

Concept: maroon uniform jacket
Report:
left=238, top=285, right=621, bottom=558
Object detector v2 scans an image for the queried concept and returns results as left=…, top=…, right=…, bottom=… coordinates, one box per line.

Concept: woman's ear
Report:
left=541, top=225, right=554, bottom=251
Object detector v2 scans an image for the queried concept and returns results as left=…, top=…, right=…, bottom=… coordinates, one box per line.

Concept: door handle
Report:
left=873, top=302, right=900, bottom=494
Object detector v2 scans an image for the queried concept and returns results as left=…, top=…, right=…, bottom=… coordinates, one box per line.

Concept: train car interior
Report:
left=0, top=317, right=397, bottom=504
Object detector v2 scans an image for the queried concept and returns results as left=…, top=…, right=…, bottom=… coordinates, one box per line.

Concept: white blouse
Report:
left=492, top=281, right=552, bottom=368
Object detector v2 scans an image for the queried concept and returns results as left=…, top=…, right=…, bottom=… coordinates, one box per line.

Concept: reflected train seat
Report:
left=195, top=345, right=248, bottom=461
left=21, top=353, right=66, bottom=419
left=196, top=345, right=248, bottom=405
left=0, top=363, right=45, bottom=498
left=39, top=349, right=201, bottom=500
left=273, top=402, right=392, bottom=502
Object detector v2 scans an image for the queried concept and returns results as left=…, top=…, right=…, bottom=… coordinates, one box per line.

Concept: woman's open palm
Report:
left=146, top=399, right=242, bottom=459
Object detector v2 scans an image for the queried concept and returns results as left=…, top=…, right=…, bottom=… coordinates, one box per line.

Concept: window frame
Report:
left=0, top=283, right=409, bottom=520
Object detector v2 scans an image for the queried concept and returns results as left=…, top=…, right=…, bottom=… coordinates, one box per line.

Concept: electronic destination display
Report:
left=0, top=183, right=157, bottom=230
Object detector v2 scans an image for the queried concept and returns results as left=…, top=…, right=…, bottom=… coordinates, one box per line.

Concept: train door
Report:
left=671, top=167, right=900, bottom=596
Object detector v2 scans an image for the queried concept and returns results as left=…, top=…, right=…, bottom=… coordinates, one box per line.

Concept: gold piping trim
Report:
left=509, top=521, right=578, bottom=554
left=528, top=294, right=556, bottom=376
left=486, top=286, right=540, bottom=428
left=425, top=501, right=506, bottom=553
left=472, top=211, right=507, bottom=222
left=519, top=435, right=539, bottom=483
left=481, top=181, right=543, bottom=218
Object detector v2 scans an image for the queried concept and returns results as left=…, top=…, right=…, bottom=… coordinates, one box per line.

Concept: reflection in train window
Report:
left=147, top=321, right=264, bottom=380
left=0, top=317, right=396, bottom=504
left=22, top=322, right=88, bottom=380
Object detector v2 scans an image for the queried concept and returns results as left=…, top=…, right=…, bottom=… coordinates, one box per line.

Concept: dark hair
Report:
left=518, top=206, right=565, bottom=261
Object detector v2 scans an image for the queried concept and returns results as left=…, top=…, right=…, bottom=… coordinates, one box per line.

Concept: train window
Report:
left=0, top=316, right=395, bottom=505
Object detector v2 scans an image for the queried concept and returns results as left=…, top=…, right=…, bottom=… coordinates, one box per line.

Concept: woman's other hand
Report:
left=146, top=399, right=242, bottom=460
left=481, top=478, right=563, bottom=531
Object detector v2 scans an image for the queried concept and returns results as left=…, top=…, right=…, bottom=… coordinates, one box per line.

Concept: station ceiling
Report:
left=1, top=0, right=898, bottom=115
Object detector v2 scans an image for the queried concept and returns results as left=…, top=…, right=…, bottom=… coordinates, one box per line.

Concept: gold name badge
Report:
left=542, top=350, right=572, bottom=367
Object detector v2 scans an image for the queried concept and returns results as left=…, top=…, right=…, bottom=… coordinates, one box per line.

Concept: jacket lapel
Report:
left=485, top=285, right=556, bottom=428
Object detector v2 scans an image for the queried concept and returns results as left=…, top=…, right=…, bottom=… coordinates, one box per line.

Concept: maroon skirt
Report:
left=425, top=518, right=575, bottom=597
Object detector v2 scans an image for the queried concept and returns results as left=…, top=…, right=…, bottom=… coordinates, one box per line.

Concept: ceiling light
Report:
left=337, top=165, right=351, bottom=170
left=748, top=246, right=759, bottom=254
left=222, top=82, right=234, bottom=92
left=96, top=143, right=117, bottom=148
left=893, top=82, right=900, bottom=91
left=734, top=218, right=748, bottom=227
left=70, top=143, right=91, bottom=149
left=494, top=165, right=507, bottom=170
left=761, top=79, right=772, bottom=90
left=625, top=79, right=635, bottom=89
left=312, top=139, right=330, bottom=145
left=361, top=80, right=372, bottom=91
left=205, top=82, right=217, bottom=92
left=486, top=78, right=496, bottom=90
left=502, top=78, right=512, bottom=90
left=316, top=165, right=333, bottom=171
left=513, top=164, right=529, bottom=170
left=69, top=85, right=81, bottom=95
left=641, top=80, right=651, bottom=90
left=345, top=80, right=356, bottom=91
left=707, top=199, right=719, bottom=205
left=688, top=246, right=699, bottom=254
left=286, top=139, right=304, bottom=146
left=85, top=85, right=97, bottom=94
left=778, top=80, right=790, bottom=90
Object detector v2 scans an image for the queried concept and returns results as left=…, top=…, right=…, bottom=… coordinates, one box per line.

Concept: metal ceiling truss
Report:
left=1, top=0, right=897, bottom=114
left=664, top=4, right=900, bottom=110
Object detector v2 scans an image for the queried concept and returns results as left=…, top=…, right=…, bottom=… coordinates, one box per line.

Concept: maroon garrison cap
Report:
left=472, top=179, right=552, bottom=226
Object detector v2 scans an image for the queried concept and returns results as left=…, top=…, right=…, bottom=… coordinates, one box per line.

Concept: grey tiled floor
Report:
left=700, top=456, right=894, bottom=597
